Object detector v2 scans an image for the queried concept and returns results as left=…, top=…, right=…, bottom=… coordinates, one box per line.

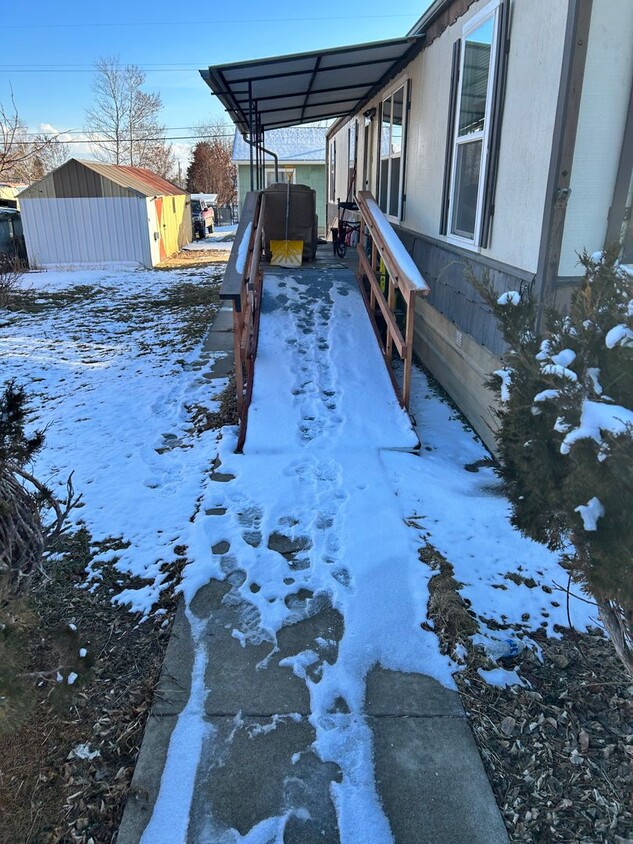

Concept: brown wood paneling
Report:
left=394, top=224, right=533, bottom=356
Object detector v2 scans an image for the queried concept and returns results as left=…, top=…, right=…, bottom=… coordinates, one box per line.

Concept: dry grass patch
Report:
left=157, top=249, right=230, bottom=269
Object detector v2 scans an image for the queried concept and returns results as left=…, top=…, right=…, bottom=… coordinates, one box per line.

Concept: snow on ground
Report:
left=6, top=260, right=601, bottom=841
left=183, top=224, right=237, bottom=252
left=142, top=267, right=597, bottom=842
left=1, top=264, right=226, bottom=611
left=391, top=365, right=598, bottom=643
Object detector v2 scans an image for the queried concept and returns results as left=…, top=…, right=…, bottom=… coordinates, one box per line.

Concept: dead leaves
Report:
left=456, top=631, right=633, bottom=841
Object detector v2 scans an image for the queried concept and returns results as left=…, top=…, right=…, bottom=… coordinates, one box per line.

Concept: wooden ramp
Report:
left=220, top=191, right=429, bottom=452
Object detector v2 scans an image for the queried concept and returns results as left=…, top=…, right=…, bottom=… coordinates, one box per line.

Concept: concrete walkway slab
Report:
left=371, top=715, right=508, bottom=843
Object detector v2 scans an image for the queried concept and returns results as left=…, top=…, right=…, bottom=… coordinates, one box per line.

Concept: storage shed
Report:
left=19, top=159, right=191, bottom=268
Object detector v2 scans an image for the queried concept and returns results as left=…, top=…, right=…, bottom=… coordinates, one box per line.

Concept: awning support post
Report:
left=248, top=81, right=254, bottom=191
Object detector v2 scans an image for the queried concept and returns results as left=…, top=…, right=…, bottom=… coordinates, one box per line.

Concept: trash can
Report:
left=262, top=183, right=318, bottom=262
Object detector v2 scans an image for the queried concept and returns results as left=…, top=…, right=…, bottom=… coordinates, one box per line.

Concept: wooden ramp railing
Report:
left=220, top=191, right=265, bottom=452
left=355, top=190, right=430, bottom=408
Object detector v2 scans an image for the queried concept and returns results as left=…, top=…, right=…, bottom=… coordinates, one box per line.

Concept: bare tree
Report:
left=0, top=93, right=63, bottom=181
left=84, top=56, right=171, bottom=170
left=18, top=134, right=71, bottom=183
left=143, top=139, right=177, bottom=182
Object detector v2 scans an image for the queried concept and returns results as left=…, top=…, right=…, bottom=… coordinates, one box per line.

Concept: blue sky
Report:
left=2, top=0, right=428, bottom=158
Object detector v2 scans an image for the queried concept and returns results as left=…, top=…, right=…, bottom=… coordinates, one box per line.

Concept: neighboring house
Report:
left=202, top=0, right=633, bottom=452
left=232, top=127, right=327, bottom=235
left=19, top=159, right=191, bottom=268
left=0, top=183, right=28, bottom=210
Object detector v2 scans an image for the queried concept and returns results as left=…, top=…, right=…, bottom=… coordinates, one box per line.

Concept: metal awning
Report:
left=200, top=36, right=423, bottom=134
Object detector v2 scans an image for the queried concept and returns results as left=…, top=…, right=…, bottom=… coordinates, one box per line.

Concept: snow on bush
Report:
left=497, top=290, right=521, bottom=306
left=468, top=250, right=633, bottom=675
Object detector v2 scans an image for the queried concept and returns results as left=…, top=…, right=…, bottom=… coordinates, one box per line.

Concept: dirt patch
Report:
left=187, top=374, right=239, bottom=435
left=0, top=530, right=176, bottom=843
left=423, top=540, right=633, bottom=843
left=157, top=249, right=230, bottom=269
left=458, top=631, right=633, bottom=843
left=420, top=543, right=477, bottom=646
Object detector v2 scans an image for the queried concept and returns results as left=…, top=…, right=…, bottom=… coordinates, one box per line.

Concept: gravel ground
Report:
left=425, top=540, right=633, bottom=843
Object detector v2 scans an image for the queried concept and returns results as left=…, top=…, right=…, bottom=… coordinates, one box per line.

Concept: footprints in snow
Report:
left=280, top=276, right=343, bottom=445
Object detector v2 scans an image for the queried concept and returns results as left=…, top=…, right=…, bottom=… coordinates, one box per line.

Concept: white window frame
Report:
left=447, top=0, right=501, bottom=250
left=329, top=140, right=337, bottom=202
left=348, top=121, right=357, bottom=198
left=378, top=79, right=409, bottom=223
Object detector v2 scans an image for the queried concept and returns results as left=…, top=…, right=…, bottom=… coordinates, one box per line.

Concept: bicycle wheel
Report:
left=336, top=241, right=347, bottom=258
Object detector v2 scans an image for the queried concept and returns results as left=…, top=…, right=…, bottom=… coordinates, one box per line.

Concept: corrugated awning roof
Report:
left=200, top=36, right=423, bottom=133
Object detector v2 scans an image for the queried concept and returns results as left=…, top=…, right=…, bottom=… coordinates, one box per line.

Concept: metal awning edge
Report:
left=199, top=34, right=424, bottom=135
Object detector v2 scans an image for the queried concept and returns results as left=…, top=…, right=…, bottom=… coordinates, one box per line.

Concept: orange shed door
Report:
left=155, top=197, right=167, bottom=261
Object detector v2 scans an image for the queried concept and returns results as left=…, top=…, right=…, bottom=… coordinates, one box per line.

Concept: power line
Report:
left=0, top=68, right=198, bottom=74
left=16, top=125, right=329, bottom=139
left=2, top=13, right=419, bottom=30
left=8, top=135, right=233, bottom=145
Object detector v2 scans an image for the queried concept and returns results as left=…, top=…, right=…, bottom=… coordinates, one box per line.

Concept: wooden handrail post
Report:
left=354, top=191, right=430, bottom=410
left=219, top=191, right=266, bottom=451
left=386, top=275, right=396, bottom=363
left=403, top=291, right=416, bottom=408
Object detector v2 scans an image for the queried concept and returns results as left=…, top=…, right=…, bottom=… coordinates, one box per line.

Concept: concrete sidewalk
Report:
left=117, top=251, right=509, bottom=844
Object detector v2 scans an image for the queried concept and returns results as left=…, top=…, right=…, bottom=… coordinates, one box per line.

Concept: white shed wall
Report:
left=559, top=0, right=633, bottom=276
left=20, top=196, right=152, bottom=268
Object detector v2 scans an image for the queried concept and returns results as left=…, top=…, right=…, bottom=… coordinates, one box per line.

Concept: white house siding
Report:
left=402, top=0, right=567, bottom=273
left=329, top=0, right=567, bottom=275
left=559, top=0, right=633, bottom=277
left=20, top=196, right=151, bottom=268
left=332, top=127, right=352, bottom=205
left=484, top=0, right=568, bottom=273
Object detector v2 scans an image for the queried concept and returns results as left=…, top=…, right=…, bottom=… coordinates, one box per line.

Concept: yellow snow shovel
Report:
left=271, top=181, right=303, bottom=268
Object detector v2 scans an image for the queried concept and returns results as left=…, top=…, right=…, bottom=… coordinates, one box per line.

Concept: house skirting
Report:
left=392, top=228, right=534, bottom=454
left=413, top=297, right=501, bottom=454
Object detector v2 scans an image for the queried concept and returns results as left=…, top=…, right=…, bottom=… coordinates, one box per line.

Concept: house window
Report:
left=348, top=123, right=357, bottom=199
left=329, top=140, right=336, bottom=201
left=378, top=83, right=407, bottom=219
left=363, top=120, right=371, bottom=190
left=266, top=168, right=295, bottom=187
left=445, top=0, right=508, bottom=246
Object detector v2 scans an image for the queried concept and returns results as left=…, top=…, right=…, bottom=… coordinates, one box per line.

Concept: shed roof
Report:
left=20, top=158, right=186, bottom=200
left=232, top=126, right=327, bottom=163
left=74, top=160, right=186, bottom=197
left=201, top=36, right=423, bottom=133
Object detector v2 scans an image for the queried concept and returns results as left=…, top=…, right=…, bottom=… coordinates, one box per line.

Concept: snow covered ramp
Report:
left=118, top=265, right=508, bottom=844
